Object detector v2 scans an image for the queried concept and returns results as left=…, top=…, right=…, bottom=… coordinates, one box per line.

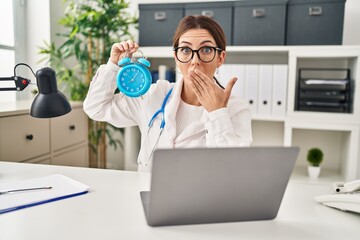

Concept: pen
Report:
left=0, top=186, right=52, bottom=195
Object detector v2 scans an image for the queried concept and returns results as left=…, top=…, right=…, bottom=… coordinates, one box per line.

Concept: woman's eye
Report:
left=201, top=47, right=213, bottom=54
left=181, top=48, right=192, bottom=54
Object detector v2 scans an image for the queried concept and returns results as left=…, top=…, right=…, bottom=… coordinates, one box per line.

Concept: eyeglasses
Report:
left=173, top=46, right=223, bottom=63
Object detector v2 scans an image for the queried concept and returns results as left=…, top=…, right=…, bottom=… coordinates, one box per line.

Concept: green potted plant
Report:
left=307, top=148, right=324, bottom=179
left=39, top=0, right=138, bottom=168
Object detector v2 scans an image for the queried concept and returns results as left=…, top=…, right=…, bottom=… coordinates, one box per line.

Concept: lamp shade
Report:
left=30, top=67, right=72, bottom=118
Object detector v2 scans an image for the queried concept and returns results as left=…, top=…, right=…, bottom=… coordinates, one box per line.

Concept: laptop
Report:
left=140, top=147, right=299, bottom=226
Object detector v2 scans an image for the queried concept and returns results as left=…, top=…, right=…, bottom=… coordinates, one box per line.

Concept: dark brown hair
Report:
left=172, top=15, right=226, bottom=50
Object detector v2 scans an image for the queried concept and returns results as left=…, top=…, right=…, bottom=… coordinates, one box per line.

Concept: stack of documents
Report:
left=0, top=174, right=90, bottom=214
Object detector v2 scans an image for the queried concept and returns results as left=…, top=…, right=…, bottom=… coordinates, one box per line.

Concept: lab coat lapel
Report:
left=164, top=79, right=183, bottom=146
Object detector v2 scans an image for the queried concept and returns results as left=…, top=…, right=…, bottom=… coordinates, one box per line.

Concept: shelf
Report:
left=142, top=45, right=360, bottom=58
left=291, top=166, right=343, bottom=184
left=142, top=45, right=360, bottom=180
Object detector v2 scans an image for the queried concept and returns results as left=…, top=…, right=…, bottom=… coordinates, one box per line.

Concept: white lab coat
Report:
left=83, top=61, right=252, bottom=172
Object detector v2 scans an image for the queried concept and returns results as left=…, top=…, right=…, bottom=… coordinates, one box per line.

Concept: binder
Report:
left=219, top=64, right=245, bottom=98
left=232, top=64, right=246, bottom=98
left=0, top=174, right=90, bottom=214
left=272, top=64, right=288, bottom=118
left=245, top=64, right=259, bottom=116
left=218, top=64, right=233, bottom=90
left=258, top=65, right=273, bottom=117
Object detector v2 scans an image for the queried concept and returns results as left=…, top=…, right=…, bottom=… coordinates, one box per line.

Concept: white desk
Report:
left=0, top=162, right=359, bottom=240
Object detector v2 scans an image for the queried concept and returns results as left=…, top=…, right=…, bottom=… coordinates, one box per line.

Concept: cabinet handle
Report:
left=253, top=8, right=265, bottom=18
left=26, top=134, right=34, bottom=141
left=263, top=100, right=268, bottom=105
left=249, top=100, right=254, bottom=104
left=201, top=10, right=214, bottom=18
left=154, top=11, right=166, bottom=21
left=309, top=6, right=322, bottom=16
left=69, top=125, right=76, bottom=130
left=277, top=101, right=282, bottom=106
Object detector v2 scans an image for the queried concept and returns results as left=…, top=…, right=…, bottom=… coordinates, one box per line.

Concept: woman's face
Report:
left=174, top=29, right=225, bottom=84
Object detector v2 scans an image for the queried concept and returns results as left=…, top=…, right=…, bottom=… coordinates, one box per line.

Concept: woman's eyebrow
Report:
left=200, top=40, right=215, bottom=45
left=179, top=40, right=192, bottom=46
left=179, top=40, right=215, bottom=46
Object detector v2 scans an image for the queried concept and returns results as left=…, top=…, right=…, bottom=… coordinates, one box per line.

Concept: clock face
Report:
left=116, top=64, right=151, bottom=98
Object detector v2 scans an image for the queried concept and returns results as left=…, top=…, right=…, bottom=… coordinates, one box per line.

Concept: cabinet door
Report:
left=52, top=145, right=88, bottom=167
left=23, top=156, right=51, bottom=165
left=0, top=115, right=50, bottom=162
left=51, top=108, right=87, bottom=151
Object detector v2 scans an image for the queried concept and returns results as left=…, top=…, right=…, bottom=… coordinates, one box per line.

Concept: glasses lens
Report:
left=198, top=47, right=216, bottom=62
left=176, top=47, right=193, bottom=63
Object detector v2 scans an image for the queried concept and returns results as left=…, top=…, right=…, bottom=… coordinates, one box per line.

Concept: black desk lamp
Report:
left=0, top=63, right=71, bottom=118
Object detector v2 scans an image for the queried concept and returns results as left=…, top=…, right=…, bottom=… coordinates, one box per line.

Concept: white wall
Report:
left=343, top=0, right=360, bottom=45
left=19, top=0, right=51, bottom=100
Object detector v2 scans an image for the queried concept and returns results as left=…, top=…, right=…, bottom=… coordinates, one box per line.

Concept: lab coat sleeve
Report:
left=83, top=61, right=141, bottom=128
left=204, top=99, right=252, bottom=147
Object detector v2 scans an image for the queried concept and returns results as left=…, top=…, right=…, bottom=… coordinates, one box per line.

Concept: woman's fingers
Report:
left=110, top=40, right=139, bottom=64
left=188, top=70, right=205, bottom=92
left=225, top=77, right=238, bottom=97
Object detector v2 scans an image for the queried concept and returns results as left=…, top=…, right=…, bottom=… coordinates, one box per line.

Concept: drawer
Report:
left=0, top=115, right=50, bottom=162
left=184, top=2, right=233, bottom=45
left=233, top=0, right=287, bottom=46
left=51, top=108, right=87, bottom=151
left=23, top=156, right=51, bottom=165
left=139, top=3, right=184, bottom=46
left=286, top=0, right=346, bottom=45
left=52, top=145, right=88, bottom=167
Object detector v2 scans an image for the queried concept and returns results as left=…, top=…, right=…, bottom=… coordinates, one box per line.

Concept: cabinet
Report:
left=0, top=101, right=88, bottom=167
left=141, top=45, right=360, bottom=182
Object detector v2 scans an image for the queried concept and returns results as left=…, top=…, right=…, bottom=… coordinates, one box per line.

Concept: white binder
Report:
left=218, top=64, right=245, bottom=98
left=272, top=65, right=288, bottom=118
left=231, top=64, right=245, bottom=98
left=258, top=65, right=273, bottom=117
left=218, top=64, right=233, bottom=90
left=245, top=64, right=259, bottom=116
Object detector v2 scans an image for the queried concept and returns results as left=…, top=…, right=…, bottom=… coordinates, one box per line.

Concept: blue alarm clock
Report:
left=116, top=50, right=152, bottom=98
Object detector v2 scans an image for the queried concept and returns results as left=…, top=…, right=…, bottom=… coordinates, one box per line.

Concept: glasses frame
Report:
left=173, top=46, right=223, bottom=63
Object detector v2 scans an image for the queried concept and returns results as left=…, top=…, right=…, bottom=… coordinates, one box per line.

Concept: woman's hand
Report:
left=109, top=40, right=139, bottom=65
left=188, top=69, right=237, bottom=112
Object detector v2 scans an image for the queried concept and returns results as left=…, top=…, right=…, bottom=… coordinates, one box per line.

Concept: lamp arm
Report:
left=0, top=76, right=30, bottom=91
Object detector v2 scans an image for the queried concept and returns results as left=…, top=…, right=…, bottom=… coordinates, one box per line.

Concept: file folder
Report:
left=258, top=65, right=273, bottom=117
left=219, top=64, right=245, bottom=98
left=245, top=64, right=259, bottom=116
left=0, top=174, right=90, bottom=214
left=272, top=65, right=288, bottom=118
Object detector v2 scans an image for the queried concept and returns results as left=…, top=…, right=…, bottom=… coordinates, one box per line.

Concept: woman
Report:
left=83, top=15, right=252, bottom=172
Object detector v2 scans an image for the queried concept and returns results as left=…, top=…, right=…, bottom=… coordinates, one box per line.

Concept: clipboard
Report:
left=0, top=174, right=90, bottom=214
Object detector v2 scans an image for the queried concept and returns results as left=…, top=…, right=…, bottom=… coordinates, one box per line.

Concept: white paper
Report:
left=0, top=174, right=90, bottom=213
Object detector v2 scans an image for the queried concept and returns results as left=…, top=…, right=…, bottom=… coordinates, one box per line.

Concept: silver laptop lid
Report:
left=143, top=147, right=299, bottom=226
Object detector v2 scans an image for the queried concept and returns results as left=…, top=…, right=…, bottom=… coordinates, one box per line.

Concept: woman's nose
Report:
left=191, top=52, right=201, bottom=65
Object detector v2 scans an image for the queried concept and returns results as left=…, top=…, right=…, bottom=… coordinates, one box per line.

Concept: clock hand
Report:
left=128, top=70, right=140, bottom=83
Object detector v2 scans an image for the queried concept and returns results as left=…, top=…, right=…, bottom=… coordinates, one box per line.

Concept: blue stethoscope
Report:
left=138, top=87, right=174, bottom=166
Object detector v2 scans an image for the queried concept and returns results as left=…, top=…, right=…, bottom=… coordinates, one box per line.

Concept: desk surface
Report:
left=0, top=162, right=359, bottom=240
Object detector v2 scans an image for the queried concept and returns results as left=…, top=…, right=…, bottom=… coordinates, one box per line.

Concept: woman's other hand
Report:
left=110, top=40, right=139, bottom=65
